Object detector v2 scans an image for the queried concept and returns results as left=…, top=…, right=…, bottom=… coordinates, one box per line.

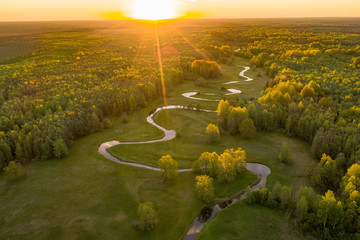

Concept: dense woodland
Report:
left=0, top=31, right=200, bottom=168
left=208, top=24, right=360, bottom=239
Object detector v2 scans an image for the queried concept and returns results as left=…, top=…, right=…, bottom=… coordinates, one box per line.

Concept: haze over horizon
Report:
left=1, top=0, right=360, bottom=22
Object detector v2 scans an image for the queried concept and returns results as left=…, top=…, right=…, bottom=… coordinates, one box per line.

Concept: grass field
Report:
left=0, top=37, right=36, bottom=62
left=0, top=117, right=257, bottom=240
left=0, top=55, right=316, bottom=239
left=197, top=201, right=317, bottom=240
left=109, top=108, right=316, bottom=189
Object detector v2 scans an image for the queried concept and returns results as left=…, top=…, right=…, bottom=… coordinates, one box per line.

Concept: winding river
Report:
left=97, top=66, right=271, bottom=240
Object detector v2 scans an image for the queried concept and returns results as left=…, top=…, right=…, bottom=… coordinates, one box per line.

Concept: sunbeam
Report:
left=154, top=23, right=168, bottom=107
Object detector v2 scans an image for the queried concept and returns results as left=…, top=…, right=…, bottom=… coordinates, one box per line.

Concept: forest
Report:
left=208, top=23, right=360, bottom=239
left=0, top=28, right=198, bottom=167
left=0, top=19, right=360, bottom=240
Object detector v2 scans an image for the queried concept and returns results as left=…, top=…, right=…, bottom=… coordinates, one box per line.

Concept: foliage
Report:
left=102, top=117, right=112, bottom=129
left=53, top=138, right=69, bottom=159
left=341, top=163, right=360, bottom=204
left=296, top=196, right=308, bottom=220
left=225, top=23, right=360, bottom=183
left=158, top=155, right=178, bottom=181
left=136, top=202, right=159, bottom=231
left=204, top=45, right=234, bottom=64
left=238, top=118, right=256, bottom=139
left=216, top=152, right=237, bottom=182
left=192, top=151, right=219, bottom=175
left=195, top=77, right=207, bottom=87
left=3, top=160, right=23, bottom=180
left=192, top=148, right=246, bottom=183
left=195, top=175, right=214, bottom=203
left=191, top=60, right=222, bottom=78
left=314, top=154, right=338, bottom=190
left=205, top=123, right=220, bottom=141
left=278, top=142, right=292, bottom=164
left=317, top=190, right=343, bottom=232
left=216, top=100, right=256, bottom=137
left=0, top=30, right=189, bottom=168
left=217, top=99, right=231, bottom=129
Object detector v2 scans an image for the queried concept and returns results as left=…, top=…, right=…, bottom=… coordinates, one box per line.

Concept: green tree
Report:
left=102, top=117, right=112, bottom=129
left=90, top=112, right=101, bottom=133
left=224, top=147, right=246, bottom=172
left=317, top=190, right=343, bottom=231
left=191, top=60, right=222, bottom=78
left=3, top=161, right=24, bottom=181
left=271, top=181, right=282, bottom=200
left=315, top=154, right=337, bottom=190
left=220, top=45, right=232, bottom=57
left=268, top=181, right=282, bottom=206
left=296, top=196, right=308, bottom=219
left=227, top=106, right=248, bottom=134
left=280, top=186, right=292, bottom=210
left=192, top=151, right=219, bottom=176
left=0, top=142, right=13, bottom=167
left=296, top=186, right=317, bottom=212
left=158, top=155, right=178, bottom=181
left=53, top=138, right=69, bottom=159
left=15, top=142, right=24, bottom=163
left=341, top=163, right=360, bottom=203
left=300, top=85, right=316, bottom=98
left=137, top=202, right=159, bottom=231
left=195, top=175, right=214, bottom=203
left=0, top=151, right=5, bottom=169
left=217, top=99, right=230, bottom=129
left=216, top=152, right=236, bottom=182
left=206, top=123, right=220, bottom=142
left=238, top=118, right=256, bottom=139
left=279, top=142, right=292, bottom=164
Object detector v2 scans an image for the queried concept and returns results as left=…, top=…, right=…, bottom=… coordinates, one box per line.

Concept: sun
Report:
left=130, top=0, right=179, bottom=20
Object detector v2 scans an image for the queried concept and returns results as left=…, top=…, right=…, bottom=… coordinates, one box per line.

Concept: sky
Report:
left=1, top=0, right=360, bottom=21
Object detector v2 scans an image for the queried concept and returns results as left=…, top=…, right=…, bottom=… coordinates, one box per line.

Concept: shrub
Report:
left=136, top=202, right=159, bottom=231
left=239, top=118, right=256, bottom=139
left=4, top=161, right=24, bottom=181
left=279, top=143, right=292, bottom=164
left=191, top=60, right=222, bottom=78
left=102, top=117, right=112, bottom=129
left=53, top=138, right=69, bottom=159
left=195, top=77, right=206, bottom=86
left=206, top=123, right=220, bottom=141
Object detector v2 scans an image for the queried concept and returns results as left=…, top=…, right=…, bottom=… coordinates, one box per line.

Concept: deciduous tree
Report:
left=158, top=155, right=178, bottom=181
left=279, top=142, right=292, bottom=164
left=3, top=161, right=24, bottom=181
left=195, top=175, right=214, bottom=203
left=206, top=123, right=220, bottom=142
left=137, top=202, right=159, bottom=231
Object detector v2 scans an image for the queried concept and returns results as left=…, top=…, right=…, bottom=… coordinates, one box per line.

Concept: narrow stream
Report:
left=98, top=105, right=215, bottom=172
left=182, top=66, right=251, bottom=101
left=97, top=66, right=271, bottom=240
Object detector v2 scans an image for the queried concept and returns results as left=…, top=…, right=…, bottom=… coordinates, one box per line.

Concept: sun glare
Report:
left=131, top=0, right=178, bottom=20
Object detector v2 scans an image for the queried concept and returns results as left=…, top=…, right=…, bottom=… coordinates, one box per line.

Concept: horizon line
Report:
left=1, top=16, right=360, bottom=23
